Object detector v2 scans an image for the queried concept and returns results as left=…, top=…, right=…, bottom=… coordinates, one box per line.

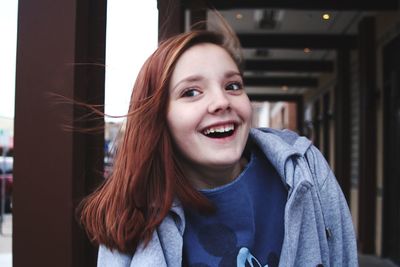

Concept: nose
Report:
left=207, top=88, right=230, bottom=114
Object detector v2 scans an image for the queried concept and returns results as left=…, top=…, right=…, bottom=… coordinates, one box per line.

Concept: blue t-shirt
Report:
left=183, top=148, right=287, bottom=267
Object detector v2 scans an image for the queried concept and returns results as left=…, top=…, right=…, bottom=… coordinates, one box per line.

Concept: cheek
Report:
left=245, top=102, right=253, bottom=121
left=166, top=108, right=179, bottom=140
left=238, top=97, right=253, bottom=124
left=166, top=111, right=197, bottom=159
left=167, top=105, right=193, bottom=141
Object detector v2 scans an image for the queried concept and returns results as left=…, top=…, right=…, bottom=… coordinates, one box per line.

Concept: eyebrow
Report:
left=172, top=75, right=203, bottom=91
left=171, top=70, right=242, bottom=92
left=225, top=70, right=242, bottom=79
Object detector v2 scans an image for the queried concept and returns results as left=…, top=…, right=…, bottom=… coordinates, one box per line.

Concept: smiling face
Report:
left=167, top=43, right=252, bottom=188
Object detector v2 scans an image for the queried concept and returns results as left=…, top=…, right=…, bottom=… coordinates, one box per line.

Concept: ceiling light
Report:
left=236, top=13, right=243, bottom=20
left=322, top=13, right=330, bottom=20
left=281, top=85, right=288, bottom=91
left=303, top=48, right=311, bottom=53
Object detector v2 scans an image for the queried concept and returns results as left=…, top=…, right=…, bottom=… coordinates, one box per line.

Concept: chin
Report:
left=204, top=154, right=243, bottom=168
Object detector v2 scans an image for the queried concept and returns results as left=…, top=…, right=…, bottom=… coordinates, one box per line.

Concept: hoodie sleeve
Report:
left=305, top=145, right=358, bottom=267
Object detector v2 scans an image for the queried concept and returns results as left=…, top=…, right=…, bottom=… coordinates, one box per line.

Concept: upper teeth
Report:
left=203, top=124, right=234, bottom=135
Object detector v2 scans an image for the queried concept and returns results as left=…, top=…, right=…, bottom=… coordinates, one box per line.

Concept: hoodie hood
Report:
left=249, top=128, right=313, bottom=191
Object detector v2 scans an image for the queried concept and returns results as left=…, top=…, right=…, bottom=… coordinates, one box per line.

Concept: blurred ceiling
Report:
left=178, top=0, right=399, bottom=98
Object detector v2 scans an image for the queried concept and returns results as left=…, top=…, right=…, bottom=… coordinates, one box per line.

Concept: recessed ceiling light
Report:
left=322, top=13, right=330, bottom=20
left=236, top=13, right=243, bottom=20
left=282, top=85, right=288, bottom=91
left=304, top=48, right=311, bottom=53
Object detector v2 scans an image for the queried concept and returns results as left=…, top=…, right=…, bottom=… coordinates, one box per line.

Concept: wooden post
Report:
left=357, top=16, right=377, bottom=254
left=14, top=0, right=106, bottom=266
left=334, top=49, right=351, bottom=202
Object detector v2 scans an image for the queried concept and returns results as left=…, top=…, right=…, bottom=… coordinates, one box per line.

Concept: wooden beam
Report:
left=249, top=94, right=303, bottom=102
left=244, top=59, right=334, bottom=72
left=238, top=33, right=357, bottom=49
left=185, top=0, right=399, bottom=11
left=245, top=76, right=318, bottom=87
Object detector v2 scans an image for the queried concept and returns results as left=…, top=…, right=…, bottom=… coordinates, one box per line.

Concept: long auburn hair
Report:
left=78, top=30, right=243, bottom=253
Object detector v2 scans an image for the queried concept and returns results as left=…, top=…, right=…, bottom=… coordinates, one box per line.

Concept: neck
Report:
left=180, top=157, right=248, bottom=190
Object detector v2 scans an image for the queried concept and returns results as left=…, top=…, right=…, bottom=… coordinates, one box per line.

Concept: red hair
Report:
left=78, top=30, right=243, bottom=253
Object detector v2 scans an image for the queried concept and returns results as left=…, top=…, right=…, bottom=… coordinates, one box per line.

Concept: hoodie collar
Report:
left=249, top=128, right=312, bottom=189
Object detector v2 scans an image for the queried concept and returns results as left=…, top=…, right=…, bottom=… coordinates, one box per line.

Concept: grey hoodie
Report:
left=97, top=128, right=358, bottom=267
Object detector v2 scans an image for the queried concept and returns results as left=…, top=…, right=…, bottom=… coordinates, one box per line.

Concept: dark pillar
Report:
left=322, top=92, right=331, bottom=162
left=357, top=16, right=377, bottom=254
left=14, top=0, right=106, bottom=266
left=157, top=0, right=184, bottom=42
left=334, top=49, right=351, bottom=202
left=382, top=33, right=400, bottom=263
left=189, top=0, right=207, bottom=30
left=312, top=100, right=321, bottom=148
left=296, top=97, right=304, bottom=135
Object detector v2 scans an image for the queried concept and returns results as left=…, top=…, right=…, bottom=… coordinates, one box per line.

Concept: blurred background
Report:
left=1, top=0, right=400, bottom=266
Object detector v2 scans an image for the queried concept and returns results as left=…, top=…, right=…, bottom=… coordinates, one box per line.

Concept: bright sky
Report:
left=0, top=0, right=158, bottom=122
left=105, top=1, right=158, bottom=121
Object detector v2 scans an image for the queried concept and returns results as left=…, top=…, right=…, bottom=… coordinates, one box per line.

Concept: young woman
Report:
left=79, top=30, right=358, bottom=267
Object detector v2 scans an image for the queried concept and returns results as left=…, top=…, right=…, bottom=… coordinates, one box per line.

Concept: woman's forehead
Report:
left=171, top=43, right=238, bottom=81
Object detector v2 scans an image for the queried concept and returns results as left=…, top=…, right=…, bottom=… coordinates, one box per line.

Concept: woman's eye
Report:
left=181, top=88, right=200, bottom=97
left=226, top=82, right=243, bottom=91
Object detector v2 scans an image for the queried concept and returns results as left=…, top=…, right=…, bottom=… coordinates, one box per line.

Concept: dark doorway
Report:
left=382, top=33, right=400, bottom=264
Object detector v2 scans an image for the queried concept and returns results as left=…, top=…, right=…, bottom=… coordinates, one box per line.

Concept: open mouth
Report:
left=202, top=123, right=236, bottom=139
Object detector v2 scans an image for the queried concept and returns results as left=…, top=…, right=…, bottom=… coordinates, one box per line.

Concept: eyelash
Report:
left=225, top=81, right=243, bottom=91
left=180, top=81, right=243, bottom=98
left=181, top=88, right=200, bottom=98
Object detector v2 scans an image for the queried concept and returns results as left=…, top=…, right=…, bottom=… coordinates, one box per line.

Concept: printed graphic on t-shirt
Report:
left=188, top=223, right=279, bottom=267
